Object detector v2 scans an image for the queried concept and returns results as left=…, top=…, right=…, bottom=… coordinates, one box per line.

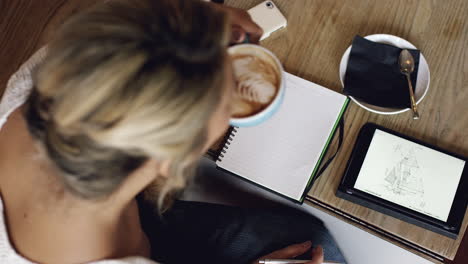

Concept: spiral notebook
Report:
left=216, top=72, right=349, bottom=202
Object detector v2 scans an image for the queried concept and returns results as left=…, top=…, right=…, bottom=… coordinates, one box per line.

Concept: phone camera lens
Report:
left=266, top=2, right=274, bottom=9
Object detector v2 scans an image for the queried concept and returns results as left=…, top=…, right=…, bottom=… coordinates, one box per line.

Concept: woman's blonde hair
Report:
left=24, top=0, right=230, bottom=203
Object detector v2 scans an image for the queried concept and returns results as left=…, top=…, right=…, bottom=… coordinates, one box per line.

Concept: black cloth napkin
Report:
left=343, top=35, right=420, bottom=108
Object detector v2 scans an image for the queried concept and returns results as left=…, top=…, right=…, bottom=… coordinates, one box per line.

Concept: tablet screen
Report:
left=354, top=129, right=466, bottom=222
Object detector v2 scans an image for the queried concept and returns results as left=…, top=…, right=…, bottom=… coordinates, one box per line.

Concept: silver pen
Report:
left=259, top=259, right=342, bottom=264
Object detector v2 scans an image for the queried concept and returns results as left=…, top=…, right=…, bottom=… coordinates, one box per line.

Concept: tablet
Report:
left=337, top=123, right=467, bottom=238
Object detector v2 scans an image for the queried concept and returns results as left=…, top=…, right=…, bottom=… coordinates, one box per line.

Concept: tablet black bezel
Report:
left=338, top=123, right=468, bottom=235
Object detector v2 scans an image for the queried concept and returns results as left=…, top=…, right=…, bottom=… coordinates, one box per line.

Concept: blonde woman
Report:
left=0, top=0, right=345, bottom=263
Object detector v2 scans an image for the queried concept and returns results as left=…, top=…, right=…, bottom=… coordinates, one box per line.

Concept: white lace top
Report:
left=0, top=48, right=159, bottom=264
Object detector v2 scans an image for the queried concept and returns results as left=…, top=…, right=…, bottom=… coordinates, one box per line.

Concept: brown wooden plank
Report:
left=0, top=0, right=102, bottom=96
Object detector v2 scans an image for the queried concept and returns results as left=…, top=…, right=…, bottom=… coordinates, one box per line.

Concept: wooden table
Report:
left=1, top=0, right=466, bottom=263
left=223, top=0, right=468, bottom=263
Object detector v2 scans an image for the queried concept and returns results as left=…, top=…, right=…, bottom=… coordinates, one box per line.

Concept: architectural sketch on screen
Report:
left=383, top=145, right=425, bottom=208
left=354, top=129, right=465, bottom=222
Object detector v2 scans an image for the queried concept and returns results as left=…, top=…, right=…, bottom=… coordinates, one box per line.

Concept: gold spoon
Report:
left=399, top=49, right=420, bottom=119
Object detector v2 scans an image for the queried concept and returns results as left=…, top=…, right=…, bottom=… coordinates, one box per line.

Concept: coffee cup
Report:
left=228, top=44, right=285, bottom=127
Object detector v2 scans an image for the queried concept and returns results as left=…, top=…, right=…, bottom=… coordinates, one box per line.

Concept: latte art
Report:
left=231, top=54, right=280, bottom=118
left=233, top=56, right=277, bottom=104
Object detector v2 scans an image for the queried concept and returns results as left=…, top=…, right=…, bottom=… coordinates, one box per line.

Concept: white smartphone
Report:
left=248, top=1, right=287, bottom=41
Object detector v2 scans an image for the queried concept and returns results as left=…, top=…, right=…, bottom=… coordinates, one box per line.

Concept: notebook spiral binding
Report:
left=217, top=127, right=238, bottom=162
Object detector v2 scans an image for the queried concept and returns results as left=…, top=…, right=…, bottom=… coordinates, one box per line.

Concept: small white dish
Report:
left=339, top=34, right=430, bottom=115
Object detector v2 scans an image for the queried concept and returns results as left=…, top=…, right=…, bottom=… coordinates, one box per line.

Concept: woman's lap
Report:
left=138, top=199, right=346, bottom=264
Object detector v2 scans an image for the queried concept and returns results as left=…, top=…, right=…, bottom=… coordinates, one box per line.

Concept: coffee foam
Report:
left=229, top=46, right=281, bottom=118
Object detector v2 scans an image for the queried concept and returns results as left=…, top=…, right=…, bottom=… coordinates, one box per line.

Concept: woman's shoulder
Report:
left=0, top=197, right=159, bottom=264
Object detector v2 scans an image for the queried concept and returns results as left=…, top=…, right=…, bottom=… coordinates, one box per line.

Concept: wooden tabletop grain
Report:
left=1, top=0, right=466, bottom=263
left=223, top=0, right=467, bottom=263
left=227, top=0, right=468, bottom=259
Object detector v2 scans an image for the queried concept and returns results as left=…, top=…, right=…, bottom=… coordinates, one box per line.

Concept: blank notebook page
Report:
left=216, top=72, right=347, bottom=201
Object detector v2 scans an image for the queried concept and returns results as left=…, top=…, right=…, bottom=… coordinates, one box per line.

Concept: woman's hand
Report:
left=252, top=241, right=324, bottom=264
left=210, top=4, right=264, bottom=44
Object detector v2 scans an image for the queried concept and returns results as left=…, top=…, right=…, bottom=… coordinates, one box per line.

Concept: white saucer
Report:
left=339, top=34, right=430, bottom=115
